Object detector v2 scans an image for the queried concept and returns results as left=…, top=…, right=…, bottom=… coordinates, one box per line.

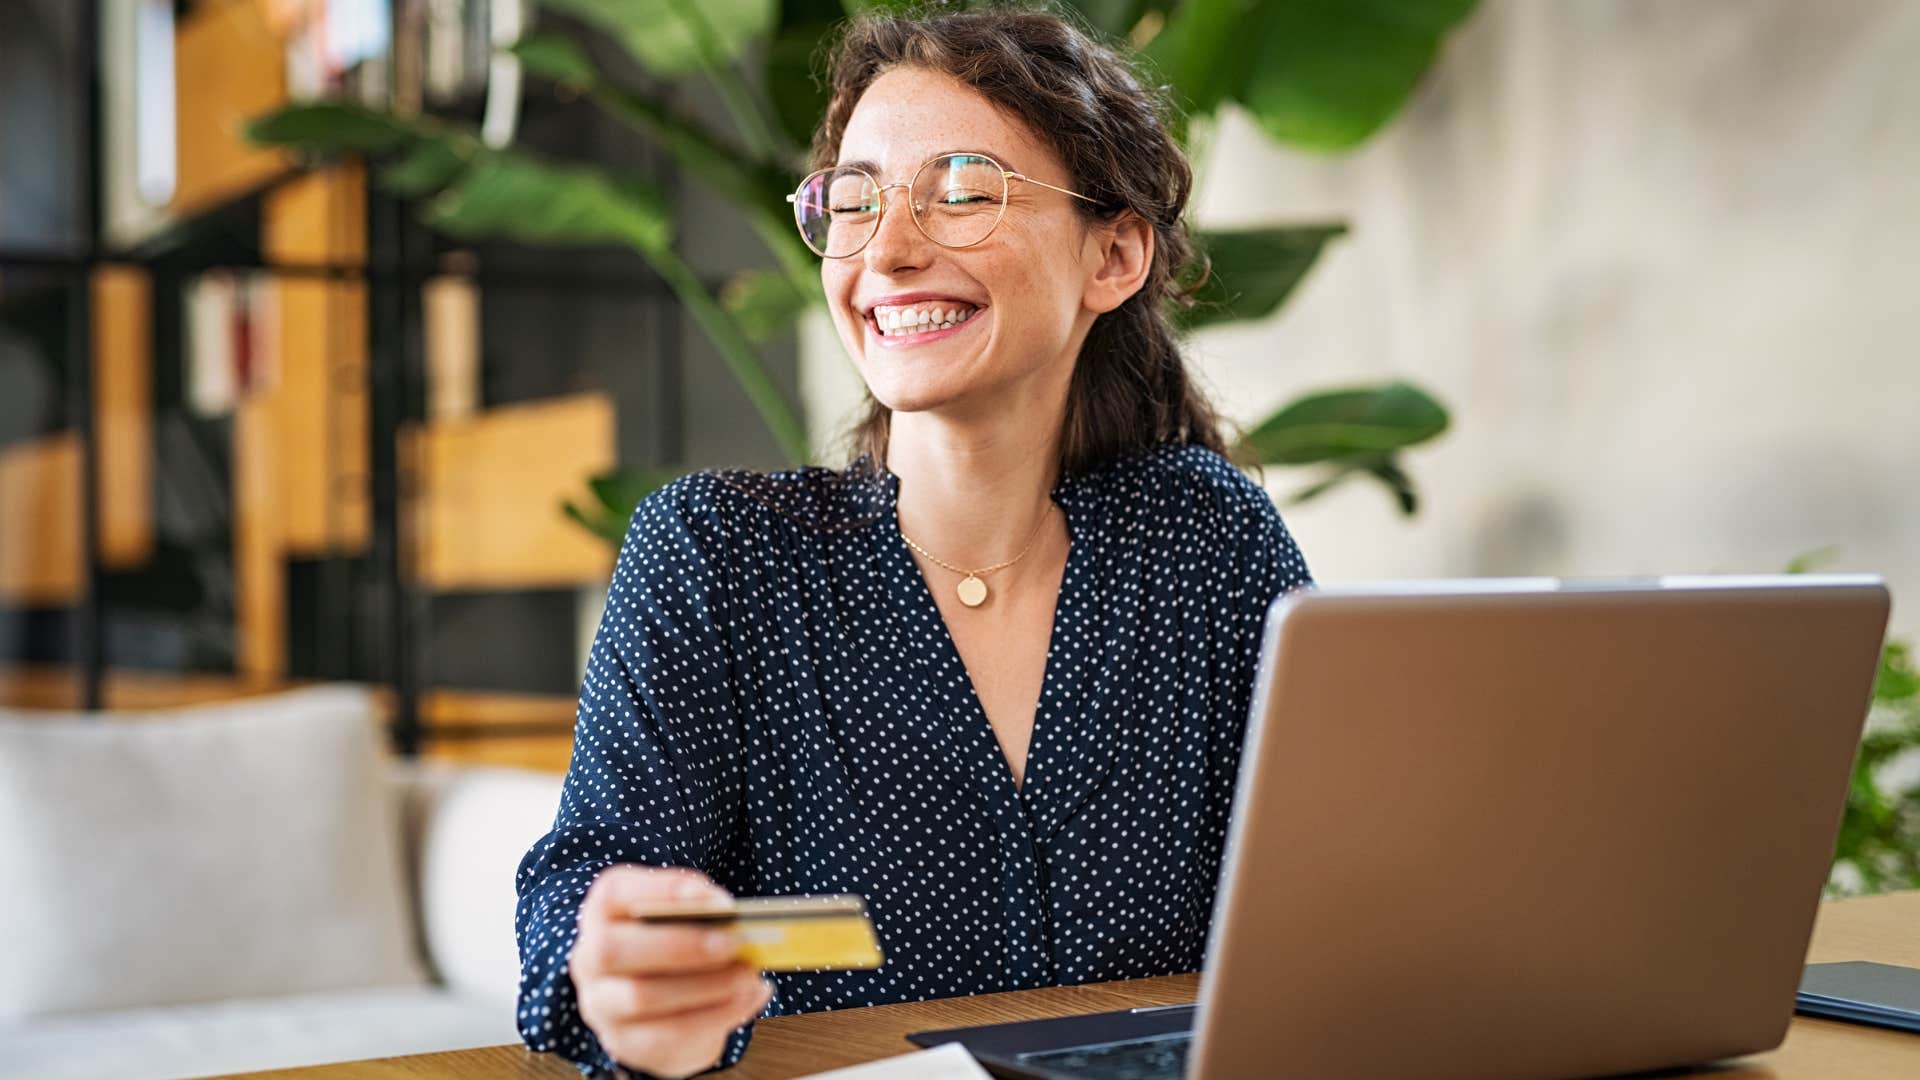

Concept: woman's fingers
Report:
left=583, top=965, right=764, bottom=1023
left=596, top=975, right=776, bottom=1079
left=581, top=864, right=728, bottom=923
left=568, top=864, right=775, bottom=1078
left=573, top=865, right=735, bottom=979
left=575, top=912, right=742, bottom=977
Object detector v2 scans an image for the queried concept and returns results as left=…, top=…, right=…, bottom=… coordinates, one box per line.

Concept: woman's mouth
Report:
left=866, top=300, right=983, bottom=346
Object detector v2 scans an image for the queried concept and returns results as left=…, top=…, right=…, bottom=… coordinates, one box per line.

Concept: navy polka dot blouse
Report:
left=515, top=441, right=1313, bottom=1077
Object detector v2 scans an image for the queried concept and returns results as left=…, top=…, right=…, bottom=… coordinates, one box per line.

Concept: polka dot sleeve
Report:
left=514, top=476, right=755, bottom=1078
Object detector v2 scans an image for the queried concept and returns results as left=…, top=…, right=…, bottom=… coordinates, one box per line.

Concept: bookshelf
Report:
left=0, top=0, right=723, bottom=773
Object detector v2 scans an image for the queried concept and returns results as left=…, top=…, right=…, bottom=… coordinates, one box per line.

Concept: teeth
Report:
left=871, top=302, right=979, bottom=336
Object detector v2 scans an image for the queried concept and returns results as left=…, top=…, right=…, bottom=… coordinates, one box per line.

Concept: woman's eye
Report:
left=940, top=190, right=995, bottom=206
left=831, top=205, right=878, bottom=215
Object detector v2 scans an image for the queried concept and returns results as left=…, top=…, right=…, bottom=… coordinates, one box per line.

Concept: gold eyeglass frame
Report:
left=785, top=150, right=1101, bottom=259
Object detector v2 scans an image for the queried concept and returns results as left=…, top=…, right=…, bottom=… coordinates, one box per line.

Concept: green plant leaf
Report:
left=246, top=101, right=423, bottom=157
left=722, top=268, right=818, bottom=342
left=1873, top=641, right=1920, bottom=706
left=565, top=467, right=682, bottom=545
left=1282, top=453, right=1419, bottom=515
left=379, top=137, right=472, bottom=197
left=1177, top=224, right=1346, bottom=331
left=1362, top=456, right=1417, bottom=514
left=512, top=30, right=598, bottom=85
left=1784, top=545, right=1843, bottom=575
left=1144, top=0, right=1265, bottom=118
left=561, top=499, right=631, bottom=546
left=250, top=100, right=478, bottom=201
left=589, top=467, right=680, bottom=515
left=1238, top=0, right=1479, bottom=151
left=425, top=153, right=674, bottom=253
left=1148, top=0, right=1478, bottom=151
left=1238, top=380, right=1449, bottom=466
left=543, top=0, right=777, bottom=76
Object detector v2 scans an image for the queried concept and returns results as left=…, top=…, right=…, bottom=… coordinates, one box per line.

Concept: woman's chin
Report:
left=861, top=377, right=969, bottom=415
left=854, top=349, right=988, bottom=414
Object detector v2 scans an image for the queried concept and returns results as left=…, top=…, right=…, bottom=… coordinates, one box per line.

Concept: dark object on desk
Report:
left=1797, top=961, right=1920, bottom=1033
left=912, top=576, right=1892, bottom=1079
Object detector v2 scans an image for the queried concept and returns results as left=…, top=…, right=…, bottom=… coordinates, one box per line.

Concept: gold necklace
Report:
left=899, top=505, right=1052, bottom=608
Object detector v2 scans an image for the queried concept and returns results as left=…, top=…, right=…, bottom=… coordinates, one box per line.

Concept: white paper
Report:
left=798, top=1041, right=992, bottom=1080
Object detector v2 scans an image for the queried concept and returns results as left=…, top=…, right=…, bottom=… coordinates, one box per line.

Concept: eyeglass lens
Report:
left=794, top=153, right=1009, bottom=258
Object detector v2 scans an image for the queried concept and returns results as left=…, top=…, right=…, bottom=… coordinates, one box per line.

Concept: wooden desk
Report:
left=216, top=891, right=1920, bottom=1080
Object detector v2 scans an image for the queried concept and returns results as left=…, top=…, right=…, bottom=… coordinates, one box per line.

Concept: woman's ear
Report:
left=1082, top=212, right=1154, bottom=315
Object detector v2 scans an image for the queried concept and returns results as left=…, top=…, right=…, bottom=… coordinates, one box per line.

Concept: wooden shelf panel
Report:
left=94, top=264, right=155, bottom=568
left=0, top=434, right=83, bottom=605
left=409, top=393, right=618, bottom=591
left=173, top=0, right=291, bottom=216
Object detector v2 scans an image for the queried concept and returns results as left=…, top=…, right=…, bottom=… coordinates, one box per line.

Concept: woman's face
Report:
left=821, top=66, right=1134, bottom=420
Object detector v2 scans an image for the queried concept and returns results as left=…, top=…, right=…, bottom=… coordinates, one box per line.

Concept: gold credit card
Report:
left=630, top=893, right=885, bottom=973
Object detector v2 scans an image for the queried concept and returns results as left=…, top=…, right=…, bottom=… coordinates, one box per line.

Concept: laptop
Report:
left=909, top=575, right=1891, bottom=1079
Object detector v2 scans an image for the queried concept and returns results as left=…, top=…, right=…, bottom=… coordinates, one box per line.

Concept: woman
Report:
left=515, top=8, right=1313, bottom=1078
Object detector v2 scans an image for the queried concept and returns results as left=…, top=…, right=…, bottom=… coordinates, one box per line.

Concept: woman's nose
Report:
left=863, top=186, right=930, bottom=274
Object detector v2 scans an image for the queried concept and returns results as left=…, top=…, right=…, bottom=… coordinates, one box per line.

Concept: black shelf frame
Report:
left=0, top=0, right=690, bottom=751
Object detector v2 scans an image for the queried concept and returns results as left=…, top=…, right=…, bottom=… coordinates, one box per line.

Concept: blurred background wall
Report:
left=805, top=0, right=1920, bottom=638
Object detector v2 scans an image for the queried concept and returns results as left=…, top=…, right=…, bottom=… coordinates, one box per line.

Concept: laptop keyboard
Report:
left=1019, top=1032, right=1193, bottom=1080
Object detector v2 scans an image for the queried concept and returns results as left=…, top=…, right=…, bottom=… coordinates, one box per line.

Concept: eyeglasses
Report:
left=786, top=150, right=1101, bottom=259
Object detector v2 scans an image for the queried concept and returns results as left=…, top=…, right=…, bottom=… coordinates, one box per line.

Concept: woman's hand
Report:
left=570, top=865, right=773, bottom=1079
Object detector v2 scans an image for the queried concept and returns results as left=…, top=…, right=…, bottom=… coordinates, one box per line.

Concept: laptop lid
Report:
left=1192, top=575, right=1889, bottom=1079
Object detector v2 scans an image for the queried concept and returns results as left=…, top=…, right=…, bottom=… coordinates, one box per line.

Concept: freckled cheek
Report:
left=980, top=262, right=1071, bottom=348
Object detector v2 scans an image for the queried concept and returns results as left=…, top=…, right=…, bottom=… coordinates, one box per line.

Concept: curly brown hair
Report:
left=812, top=3, right=1235, bottom=479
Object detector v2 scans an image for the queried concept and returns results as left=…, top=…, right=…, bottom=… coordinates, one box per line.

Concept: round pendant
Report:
left=956, top=575, right=988, bottom=607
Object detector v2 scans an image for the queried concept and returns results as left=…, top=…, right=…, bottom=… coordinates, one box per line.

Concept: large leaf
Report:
left=1149, top=0, right=1478, bottom=151
left=543, top=0, right=777, bottom=76
left=253, top=100, right=671, bottom=252
left=564, top=467, right=682, bottom=545
left=590, top=467, right=679, bottom=517
left=1238, top=380, right=1448, bottom=465
left=251, top=102, right=480, bottom=200
left=379, top=137, right=472, bottom=196
left=1178, top=224, right=1345, bottom=331
left=1284, top=453, right=1419, bottom=515
left=1240, top=0, right=1479, bottom=150
left=512, top=29, right=599, bottom=85
left=247, top=102, right=422, bottom=156
left=1143, top=0, right=1265, bottom=118
left=426, top=154, right=674, bottom=253
left=514, top=32, right=791, bottom=211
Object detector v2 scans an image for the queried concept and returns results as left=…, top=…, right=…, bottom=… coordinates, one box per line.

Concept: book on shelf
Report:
left=184, top=272, right=278, bottom=418
left=277, top=0, right=509, bottom=110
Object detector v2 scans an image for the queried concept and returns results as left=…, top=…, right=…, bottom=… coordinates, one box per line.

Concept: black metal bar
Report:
left=68, top=268, right=104, bottom=711
left=369, top=192, right=419, bottom=756
left=73, top=0, right=105, bottom=712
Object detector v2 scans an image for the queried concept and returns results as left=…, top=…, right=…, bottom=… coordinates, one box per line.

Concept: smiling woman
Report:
left=513, top=8, right=1314, bottom=1080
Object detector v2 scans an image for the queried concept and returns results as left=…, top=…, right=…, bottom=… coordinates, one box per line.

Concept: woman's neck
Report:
left=886, top=409, right=1064, bottom=578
